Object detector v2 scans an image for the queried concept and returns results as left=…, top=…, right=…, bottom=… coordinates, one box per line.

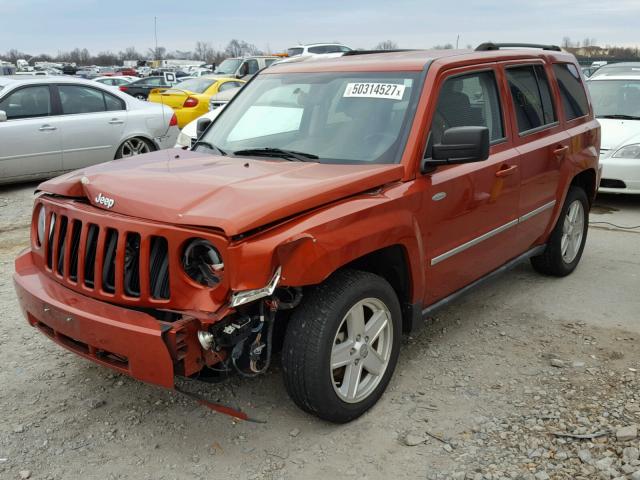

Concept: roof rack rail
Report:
left=475, top=42, right=562, bottom=52
left=342, top=49, right=415, bottom=56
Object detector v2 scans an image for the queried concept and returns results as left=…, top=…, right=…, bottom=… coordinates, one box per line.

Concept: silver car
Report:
left=0, top=76, right=179, bottom=185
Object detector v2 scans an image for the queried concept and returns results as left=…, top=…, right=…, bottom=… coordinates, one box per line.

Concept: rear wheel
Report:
left=115, top=137, right=154, bottom=159
left=531, top=186, right=589, bottom=276
left=134, top=94, right=146, bottom=101
left=282, top=270, right=401, bottom=423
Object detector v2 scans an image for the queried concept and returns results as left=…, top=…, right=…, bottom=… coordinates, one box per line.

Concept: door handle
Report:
left=553, top=145, right=569, bottom=157
left=495, top=165, right=518, bottom=177
left=39, top=125, right=57, bottom=131
left=108, top=119, right=124, bottom=125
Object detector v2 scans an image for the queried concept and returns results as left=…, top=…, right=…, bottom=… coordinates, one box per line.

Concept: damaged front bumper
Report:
left=14, top=250, right=196, bottom=389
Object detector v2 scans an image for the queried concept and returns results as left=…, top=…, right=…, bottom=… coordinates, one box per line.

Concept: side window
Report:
left=104, top=92, right=125, bottom=111
left=430, top=70, right=504, bottom=148
left=506, top=65, right=557, bottom=133
left=146, top=78, right=162, bottom=86
left=58, top=85, right=107, bottom=114
left=218, top=81, right=241, bottom=92
left=553, top=63, right=590, bottom=120
left=0, top=85, right=51, bottom=120
left=308, top=46, right=326, bottom=54
left=246, top=60, right=259, bottom=75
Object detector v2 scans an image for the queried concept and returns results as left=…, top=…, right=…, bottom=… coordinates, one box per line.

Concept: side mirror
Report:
left=0, top=110, right=6, bottom=122
left=422, top=126, right=489, bottom=172
left=196, top=118, right=212, bottom=138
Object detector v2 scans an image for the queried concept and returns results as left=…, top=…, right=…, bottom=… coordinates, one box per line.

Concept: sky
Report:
left=1, top=0, right=640, bottom=56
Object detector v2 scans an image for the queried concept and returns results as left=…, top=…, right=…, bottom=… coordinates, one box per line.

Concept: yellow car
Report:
left=147, top=77, right=245, bottom=128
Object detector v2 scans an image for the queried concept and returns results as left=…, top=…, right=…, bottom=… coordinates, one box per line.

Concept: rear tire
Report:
left=282, top=269, right=402, bottom=423
left=531, top=186, right=589, bottom=276
left=115, top=137, right=155, bottom=159
left=135, top=94, right=147, bottom=101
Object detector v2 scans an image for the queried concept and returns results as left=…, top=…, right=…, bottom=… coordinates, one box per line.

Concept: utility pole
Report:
left=154, top=16, right=158, bottom=60
left=456, top=34, right=460, bottom=49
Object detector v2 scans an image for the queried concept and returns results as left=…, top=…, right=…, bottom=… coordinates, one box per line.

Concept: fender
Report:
left=226, top=182, right=426, bottom=304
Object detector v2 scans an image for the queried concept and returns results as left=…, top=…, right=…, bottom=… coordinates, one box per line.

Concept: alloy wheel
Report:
left=561, top=200, right=585, bottom=263
left=330, top=298, right=393, bottom=403
left=120, top=138, right=151, bottom=157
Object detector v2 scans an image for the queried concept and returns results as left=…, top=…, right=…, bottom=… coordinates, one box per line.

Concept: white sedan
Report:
left=0, top=76, right=178, bottom=185
left=93, top=76, right=133, bottom=87
left=588, top=74, right=640, bottom=194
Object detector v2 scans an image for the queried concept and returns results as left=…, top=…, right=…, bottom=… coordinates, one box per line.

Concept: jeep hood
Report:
left=38, top=149, right=404, bottom=236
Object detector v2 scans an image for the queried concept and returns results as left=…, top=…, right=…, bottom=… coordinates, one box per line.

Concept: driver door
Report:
left=420, top=67, right=522, bottom=305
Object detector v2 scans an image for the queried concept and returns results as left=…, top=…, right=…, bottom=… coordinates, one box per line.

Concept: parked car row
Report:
left=0, top=76, right=178, bottom=184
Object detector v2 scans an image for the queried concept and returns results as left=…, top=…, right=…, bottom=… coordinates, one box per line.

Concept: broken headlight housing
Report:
left=181, top=238, right=224, bottom=287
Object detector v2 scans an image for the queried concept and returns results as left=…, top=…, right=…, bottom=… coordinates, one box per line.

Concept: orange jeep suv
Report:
left=14, top=43, right=600, bottom=423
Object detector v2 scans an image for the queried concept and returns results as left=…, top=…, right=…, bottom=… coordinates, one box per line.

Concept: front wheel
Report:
left=282, top=270, right=401, bottom=423
left=134, top=94, right=147, bottom=101
left=531, top=186, right=589, bottom=276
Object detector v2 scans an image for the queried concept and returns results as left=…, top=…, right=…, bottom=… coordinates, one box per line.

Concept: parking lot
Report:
left=1, top=182, right=638, bottom=479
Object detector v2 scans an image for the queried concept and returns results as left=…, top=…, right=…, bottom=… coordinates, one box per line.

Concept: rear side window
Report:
left=58, top=85, right=124, bottom=114
left=507, top=65, right=557, bottom=133
left=553, top=63, right=589, bottom=120
left=430, top=70, right=504, bottom=145
left=0, top=85, right=51, bottom=119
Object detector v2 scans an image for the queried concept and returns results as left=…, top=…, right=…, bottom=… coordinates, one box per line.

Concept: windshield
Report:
left=173, top=77, right=216, bottom=93
left=588, top=79, right=640, bottom=118
left=198, top=71, right=420, bottom=164
left=287, top=48, right=304, bottom=57
left=214, top=59, right=242, bottom=75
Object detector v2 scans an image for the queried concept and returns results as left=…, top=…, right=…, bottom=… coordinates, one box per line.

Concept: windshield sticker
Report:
left=343, top=82, right=406, bottom=100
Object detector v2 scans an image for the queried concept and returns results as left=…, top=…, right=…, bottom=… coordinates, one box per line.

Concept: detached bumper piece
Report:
left=14, top=251, right=175, bottom=388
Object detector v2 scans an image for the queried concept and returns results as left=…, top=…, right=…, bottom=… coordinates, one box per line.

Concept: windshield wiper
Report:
left=193, top=141, right=227, bottom=156
left=233, top=148, right=319, bottom=162
left=597, top=114, right=640, bottom=120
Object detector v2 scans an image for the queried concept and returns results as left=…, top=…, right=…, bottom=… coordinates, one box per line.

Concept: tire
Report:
left=115, top=137, right=155, bottom=159
left=282, top=269, right=402, bottom=423
left=135, top=94, right=147, bottom=101
left=531, top=186, right=589, bottom=277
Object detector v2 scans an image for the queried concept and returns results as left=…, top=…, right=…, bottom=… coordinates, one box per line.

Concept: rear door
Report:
left=503, top=62, right=569, bottom=250
left=54, top=84, right=127, bottom=170
left=0, top=84, right=62, bottom=180
left=421, top=66, right=523, bottom=304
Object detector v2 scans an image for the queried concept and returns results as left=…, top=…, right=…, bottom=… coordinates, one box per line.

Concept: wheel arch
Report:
left=570, top=168, right=597, bottom=207
left=341, top=244, right=418, bottom=333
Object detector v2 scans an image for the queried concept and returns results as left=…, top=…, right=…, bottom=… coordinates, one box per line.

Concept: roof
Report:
left=266, top=48, right=577, bottom=74
left=588, top=73, right=640, bottom=81
left=289, top=43, right=349, bottom=47
left=0, top=75, right=119, bottom=88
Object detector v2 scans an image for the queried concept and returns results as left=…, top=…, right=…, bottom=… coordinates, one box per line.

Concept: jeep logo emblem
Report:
left=95, top=193, right=115, bottom=209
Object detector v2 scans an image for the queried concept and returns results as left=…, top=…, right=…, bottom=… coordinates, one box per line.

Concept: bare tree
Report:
left=118, top=47, right=142, bottom=61
left=375, top=40, right=398, bottom=50
left=562, top=37, right=572, bottom=49
left=433, top=43, right=454, bottom=50
left=224, top=39, right=262, bottom=58
left=147, top=46, right=166, bottom=60
left=194, top=41, right=215, bottom=62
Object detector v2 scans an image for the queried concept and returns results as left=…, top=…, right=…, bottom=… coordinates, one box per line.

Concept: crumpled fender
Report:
left=226, top=183, right=426, bottom=304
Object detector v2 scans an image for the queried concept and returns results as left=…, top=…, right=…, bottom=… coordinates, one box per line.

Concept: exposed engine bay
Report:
left=196, top=287, right=303, bottom=380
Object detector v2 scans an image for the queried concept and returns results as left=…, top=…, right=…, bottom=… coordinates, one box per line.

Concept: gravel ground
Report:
left=1, top=183, right=639, bottom=480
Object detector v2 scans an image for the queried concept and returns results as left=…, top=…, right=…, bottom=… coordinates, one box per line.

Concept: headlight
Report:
left=36, top=205, right=46, bottom=247
left=612, top=143, right=640, bottom=159
left=182, top=238, right=224, bottom=287
left=175, top=131, right=192, bottom=148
